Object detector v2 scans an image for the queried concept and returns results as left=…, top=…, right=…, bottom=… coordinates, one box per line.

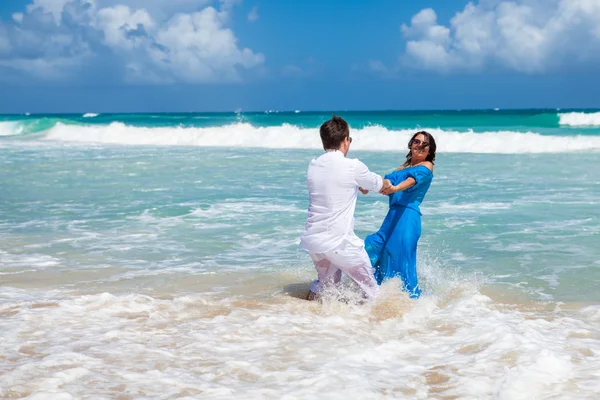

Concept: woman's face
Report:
left=410, top=133, right=430, bottom=161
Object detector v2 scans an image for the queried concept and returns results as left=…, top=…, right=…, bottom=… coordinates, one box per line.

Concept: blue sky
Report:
left=0, top=0, right=599, bottom=113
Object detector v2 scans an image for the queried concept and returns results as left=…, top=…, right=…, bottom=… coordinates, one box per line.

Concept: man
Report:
left=300, top=115, right=391, bottom=301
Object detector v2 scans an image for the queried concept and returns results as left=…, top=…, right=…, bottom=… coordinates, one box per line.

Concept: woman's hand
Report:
left=359, top=187, right=369, bottom=195
left=381, top=177, right=416, bottom=195
left=379, top=185, right=397, bottom=195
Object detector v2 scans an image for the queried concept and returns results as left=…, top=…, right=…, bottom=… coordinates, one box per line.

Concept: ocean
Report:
left=1, top=109, right=599, bottom=399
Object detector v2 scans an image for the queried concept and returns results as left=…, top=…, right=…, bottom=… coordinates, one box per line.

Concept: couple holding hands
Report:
left=300, top=115, right=436, bottom=301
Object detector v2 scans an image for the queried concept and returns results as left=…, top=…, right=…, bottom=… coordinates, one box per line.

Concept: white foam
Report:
left=189, top=199, right=305, bottom=219
left=1, top=284, right=599, bottom=399
left=580, top=305, right=600, bottom=321
left=0, top=251, right=61, bottom=270
left=559, top=112, right=600, bottom=126
left=0, top=121, right=23, bottom=136
left=39, top=122, right=600, bottom=153
left=422, top=201, right=512, bottom=215
left=82, top=113, right=99, bottom=118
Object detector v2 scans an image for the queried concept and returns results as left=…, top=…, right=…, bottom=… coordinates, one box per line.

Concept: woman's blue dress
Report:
left=364, top=165, right=434, bottom=298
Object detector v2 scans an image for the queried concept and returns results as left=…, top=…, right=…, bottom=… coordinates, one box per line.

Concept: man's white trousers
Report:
left=309, top=238, right=379, bottom=299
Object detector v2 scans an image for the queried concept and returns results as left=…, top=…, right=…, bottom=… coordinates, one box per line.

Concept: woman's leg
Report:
left=364, top=209, right=396, bottom=284
left=381, top=209, right=422, bottom=298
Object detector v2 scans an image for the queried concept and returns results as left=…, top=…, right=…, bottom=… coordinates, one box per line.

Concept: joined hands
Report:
left=358, top=179, right=395, bottom=196
left=379, top=179, right=396, bottom=195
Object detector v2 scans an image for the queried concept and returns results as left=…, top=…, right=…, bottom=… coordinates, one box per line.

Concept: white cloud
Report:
left=0, top=0, right=264, bottom=83
left=401, top=0, right=600, bottom=72
left=100, top=0, right=212, bottom=14
left=27, top=0, right=215, bottom=22
left=149, top=7, right=264, bottom=82
left=0, top=1, right=94, bottom=81
left=12, top=13, right=24, bottom=23
left=247, top=5, right=259, bottom=22
left=95, top=5, right=154, bottom=49
left=26, top=0, right=83, bottom=24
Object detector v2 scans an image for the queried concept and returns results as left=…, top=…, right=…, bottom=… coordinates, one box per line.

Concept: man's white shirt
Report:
left=300, top=150, right=383, bottom=254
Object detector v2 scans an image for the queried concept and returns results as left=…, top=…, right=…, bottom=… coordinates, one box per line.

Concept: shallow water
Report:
left=1, top=134, right=600, bottom=398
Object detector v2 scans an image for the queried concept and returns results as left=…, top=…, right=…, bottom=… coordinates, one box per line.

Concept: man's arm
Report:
left=354, top=160, right=391, bottom=193
left=360, top=180, right=392, bottom=195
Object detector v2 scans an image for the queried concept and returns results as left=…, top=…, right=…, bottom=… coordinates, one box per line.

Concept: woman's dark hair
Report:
left=403, top=131, right=436, bottom=167
left=320, top=115, right=350, bottom=150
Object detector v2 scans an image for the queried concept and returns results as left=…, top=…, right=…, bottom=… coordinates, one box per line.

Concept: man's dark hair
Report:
left=320, top=115, right=349, bottom=150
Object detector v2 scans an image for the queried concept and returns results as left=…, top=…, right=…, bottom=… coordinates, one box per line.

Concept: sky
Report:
left=0, top=0, right=599, bottom=113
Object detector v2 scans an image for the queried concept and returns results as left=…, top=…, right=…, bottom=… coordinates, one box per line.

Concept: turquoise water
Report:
left=1, top=110, right=600, bottom=399
left=3, top=109, right=600, bottom=136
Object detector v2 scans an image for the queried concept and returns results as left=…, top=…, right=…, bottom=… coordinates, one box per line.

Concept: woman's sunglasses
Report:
left=412, top=138, right=429, bottom=147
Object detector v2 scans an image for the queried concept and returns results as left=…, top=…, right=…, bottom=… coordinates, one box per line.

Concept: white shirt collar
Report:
left=325, top=149, right=344, bottom=157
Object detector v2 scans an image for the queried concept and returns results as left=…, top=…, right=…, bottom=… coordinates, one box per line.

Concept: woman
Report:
left=363, top=131, right=436, bottom=299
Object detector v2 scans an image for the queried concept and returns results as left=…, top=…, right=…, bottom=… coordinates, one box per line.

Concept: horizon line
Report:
left=2, top=107, right=600, bottom=116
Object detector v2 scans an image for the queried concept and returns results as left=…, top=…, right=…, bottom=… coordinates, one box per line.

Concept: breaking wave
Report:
left=559, top=112, right=600, bottom=127
left=35, top=122, right=600, bottom=154
left=2, top=118, right=600, bottom=153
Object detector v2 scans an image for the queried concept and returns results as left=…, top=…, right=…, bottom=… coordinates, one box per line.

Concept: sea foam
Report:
left=1, top=281, right=599, bottom=399
left=38, top=122, right=600, bottom=153
left=0, top=122, right=23, bottom=136
left=559, top=112, right=600, bottom=126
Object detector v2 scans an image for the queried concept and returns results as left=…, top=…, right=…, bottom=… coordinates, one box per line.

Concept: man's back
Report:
left=300, top=150, right=381, bottom=254
left=300, top=115, right=385, bottom=301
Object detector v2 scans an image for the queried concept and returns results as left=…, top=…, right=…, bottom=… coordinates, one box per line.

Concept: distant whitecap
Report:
left=559, top=112, right=600, bottom=127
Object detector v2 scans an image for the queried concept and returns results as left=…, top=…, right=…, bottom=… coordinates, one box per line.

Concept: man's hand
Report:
left=359, top=187, right=369, bottom=195
left=380, top=179, right=395, bottom=195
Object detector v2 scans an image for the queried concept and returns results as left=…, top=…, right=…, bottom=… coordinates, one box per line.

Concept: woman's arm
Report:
left=380, top=177, right=416, bottom=195
left=360, top=180, right=391, bottom=195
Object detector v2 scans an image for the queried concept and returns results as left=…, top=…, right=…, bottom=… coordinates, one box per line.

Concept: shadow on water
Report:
left=282, top=282, right=311, bottom=300
left=282, top=281, right=372, bottom=306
